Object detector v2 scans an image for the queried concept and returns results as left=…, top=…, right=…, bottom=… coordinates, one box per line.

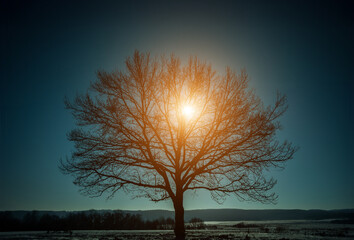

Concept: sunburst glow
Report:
left=181, top=105, right=194, bottom=119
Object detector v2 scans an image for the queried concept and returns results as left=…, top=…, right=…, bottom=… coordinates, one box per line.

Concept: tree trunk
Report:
left=173, top=191, right=185, bottom=240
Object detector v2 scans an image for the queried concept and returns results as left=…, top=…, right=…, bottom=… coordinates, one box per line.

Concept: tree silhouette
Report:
left=61, top=51, right=296, bottom=240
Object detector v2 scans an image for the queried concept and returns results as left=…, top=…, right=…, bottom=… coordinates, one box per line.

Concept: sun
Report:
left=182, top=105, right=194, bottom=119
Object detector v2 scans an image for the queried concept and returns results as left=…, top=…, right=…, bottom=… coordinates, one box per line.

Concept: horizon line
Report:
left=2, top=207, right=353, bottom=212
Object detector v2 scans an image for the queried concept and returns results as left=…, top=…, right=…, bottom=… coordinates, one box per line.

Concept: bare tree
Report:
left=61, top=51, right=296, bottom=240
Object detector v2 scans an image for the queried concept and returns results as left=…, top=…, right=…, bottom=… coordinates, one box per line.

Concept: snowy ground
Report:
left=0, top=220, right=353, bottom=239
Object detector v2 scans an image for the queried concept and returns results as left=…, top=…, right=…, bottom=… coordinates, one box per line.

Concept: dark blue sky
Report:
left=1, top=0, right=353, bottom=211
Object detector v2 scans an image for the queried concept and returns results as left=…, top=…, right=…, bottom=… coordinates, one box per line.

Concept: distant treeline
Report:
left=0, top=210, right=174, bottom=231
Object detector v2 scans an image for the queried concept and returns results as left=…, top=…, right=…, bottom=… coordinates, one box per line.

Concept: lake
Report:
left=0, top=220, right=353, bottom=239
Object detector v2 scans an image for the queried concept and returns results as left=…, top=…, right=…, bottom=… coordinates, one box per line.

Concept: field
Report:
left=0, top=220, right=353, bottom=240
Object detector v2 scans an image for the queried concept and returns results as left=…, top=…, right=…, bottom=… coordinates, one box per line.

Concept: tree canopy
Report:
left=61, top=51, right=296, bottom=239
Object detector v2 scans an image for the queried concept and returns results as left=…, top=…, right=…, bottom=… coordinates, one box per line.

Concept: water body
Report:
left=0, top=220, right=353, bottom=239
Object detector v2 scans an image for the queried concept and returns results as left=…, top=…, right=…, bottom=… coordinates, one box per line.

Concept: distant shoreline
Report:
left=2, top=208, right=353, bottom=222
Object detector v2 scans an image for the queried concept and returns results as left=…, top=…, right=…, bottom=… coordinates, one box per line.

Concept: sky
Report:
left=1, top=0, right=353, bottom=211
